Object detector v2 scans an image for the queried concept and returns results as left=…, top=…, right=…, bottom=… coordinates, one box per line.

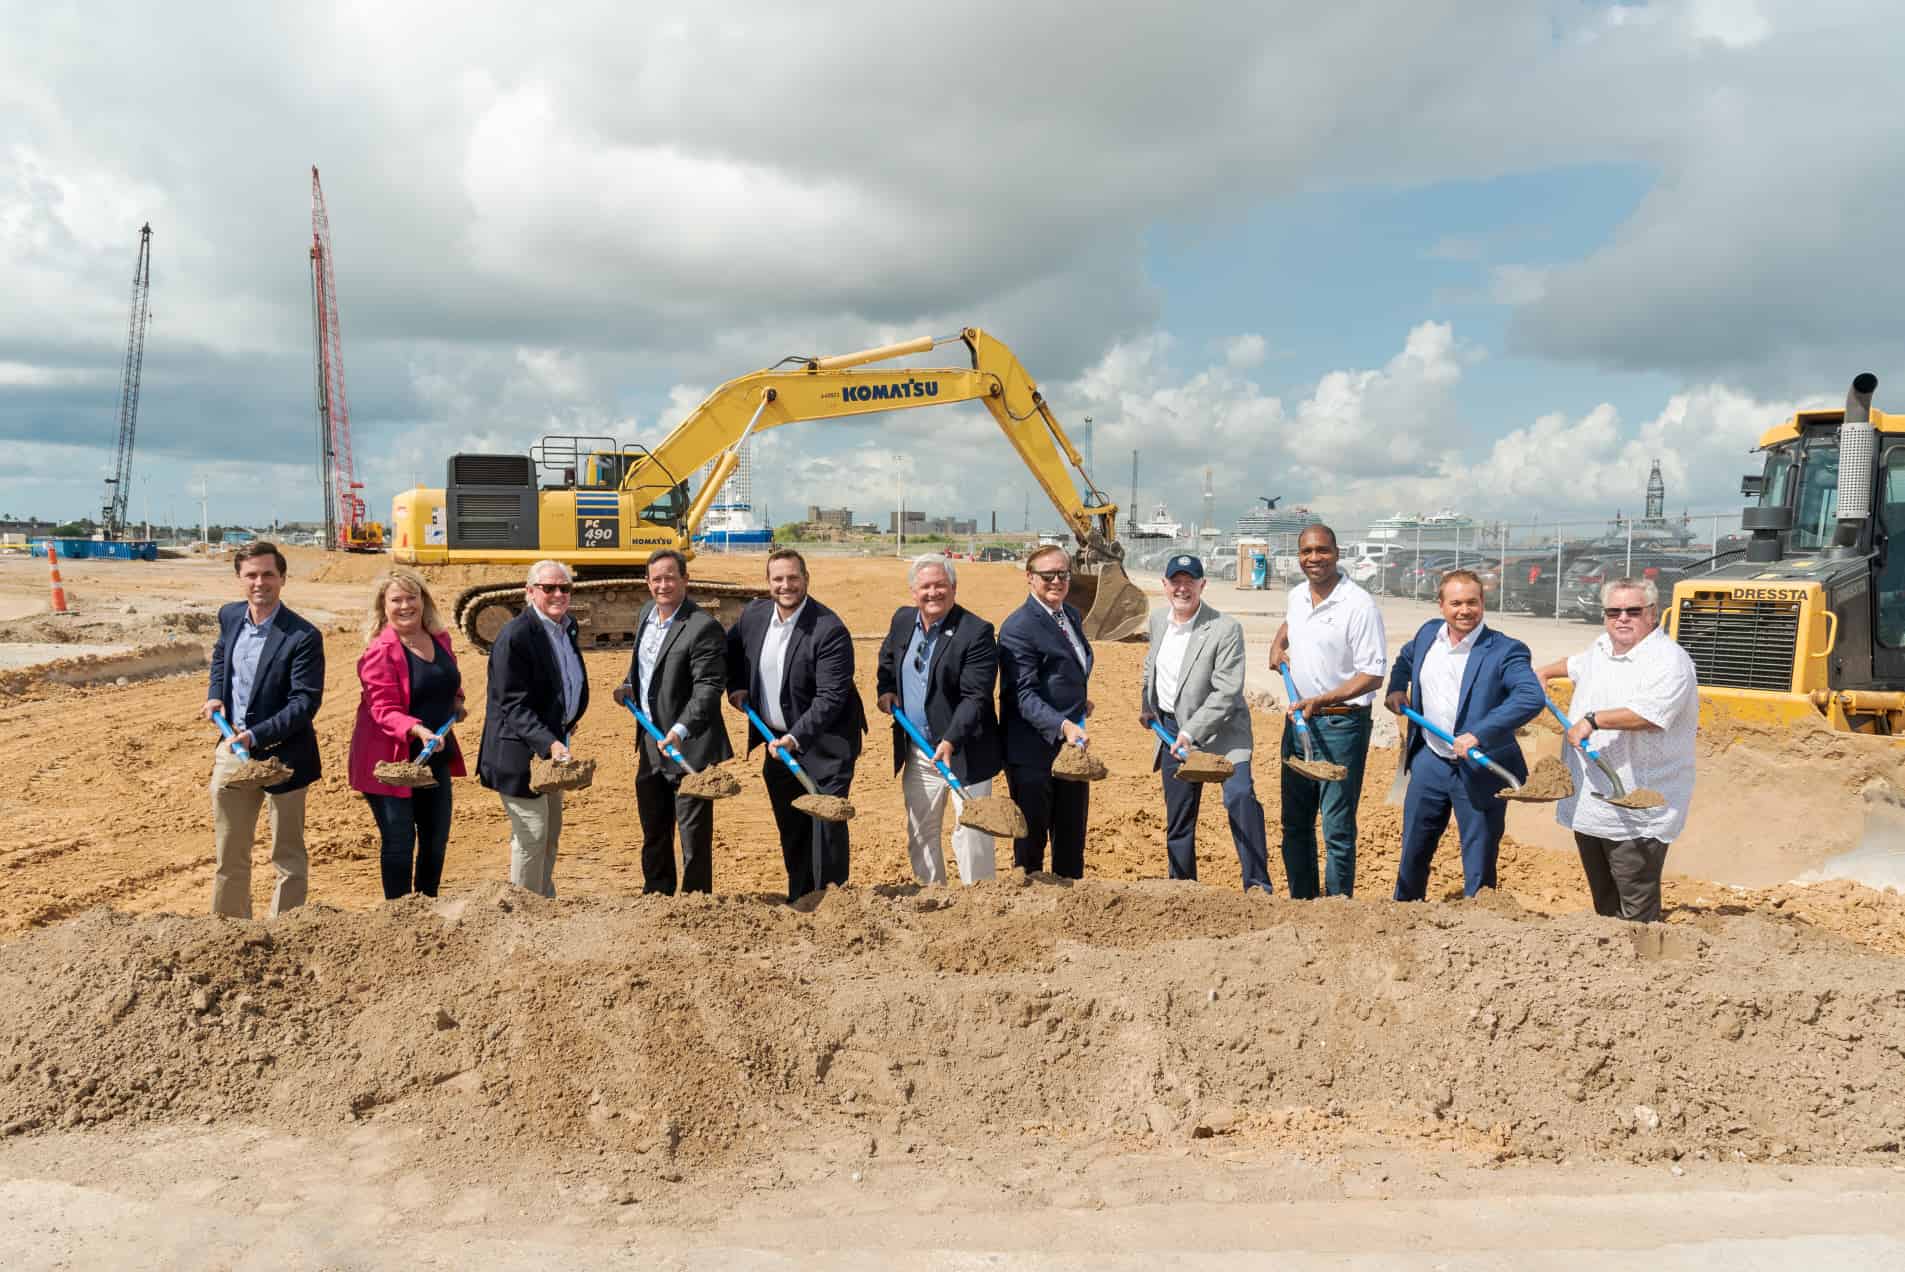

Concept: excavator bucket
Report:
left=1073, top=560, right=1150, bottom=643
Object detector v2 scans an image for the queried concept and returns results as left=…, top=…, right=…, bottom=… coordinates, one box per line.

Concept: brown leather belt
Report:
left=1315, top=704, right=1372, bottom=716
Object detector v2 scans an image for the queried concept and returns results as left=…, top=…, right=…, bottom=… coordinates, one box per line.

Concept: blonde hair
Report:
left=366, top=569, right=447, bottom=640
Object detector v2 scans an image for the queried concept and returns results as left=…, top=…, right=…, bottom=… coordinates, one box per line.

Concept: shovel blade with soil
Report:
left=372, top=759, right=438, bottom=789
left=793, top=793, right=855, bottom=822
left=530, top=756, right=596, bottom=793
left=1052, top=742, right=1108, bottom=783
left=957, top=794, right=1029, bottom=838
left=679, top=767, right=743, bottom=800
left=1496, top=754, right=1573, bottom=803
left=220, top=756, right=293, bottom=791
left=1285, top=756, right=1347, bottom=782
left=1173, top=749, right=1236, bottom=784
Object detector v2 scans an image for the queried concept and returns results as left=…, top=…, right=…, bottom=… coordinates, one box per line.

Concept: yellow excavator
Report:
left=389, top=327, right=1150, bottom=649
left=1667, top=373, right=1905, bottom=734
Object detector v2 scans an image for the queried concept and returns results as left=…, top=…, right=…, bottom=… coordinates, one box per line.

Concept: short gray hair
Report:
left=526, top=559, right=575, bottom=588
left=1601, top=576, right=1658, bottom=608
left=908, top=553, right=956, bottom=588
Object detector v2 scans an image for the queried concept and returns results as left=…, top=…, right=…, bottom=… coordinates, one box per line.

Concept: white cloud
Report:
left=1223, top=334, right=1268, bottom=369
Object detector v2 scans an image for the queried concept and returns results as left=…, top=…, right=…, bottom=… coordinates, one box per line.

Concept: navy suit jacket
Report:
left=725, top=596, right=866, bottom=785
left=1387, top=620, right=1542, bottom=788
left=208, top=601, right=325, bottom=793
left=477, top=607, right=591, bottom=798
left=874, top=602, right=1003, bottom=785
left=997, top=595, right=1094, bottom=771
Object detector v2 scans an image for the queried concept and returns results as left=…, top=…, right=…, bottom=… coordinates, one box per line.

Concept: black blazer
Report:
left=477, top=607, right=590, bottom=798
left=874, top=603, right=1002, bottom=785
left=208, top=601, right=325, bottom=793
left=620, top=598, right=733, bottom=774
left=725, top=596, right=866, bottom=785
left=997, top=594, right=1093, bottom=772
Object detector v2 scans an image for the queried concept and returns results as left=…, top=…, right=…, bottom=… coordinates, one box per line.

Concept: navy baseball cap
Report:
left=1164, top=554, right=1205, bottom=579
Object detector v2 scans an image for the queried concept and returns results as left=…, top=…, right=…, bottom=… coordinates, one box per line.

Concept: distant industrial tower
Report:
left=309, top=167, right=375, bottom=551
left=1201, top=466, right=1215, bottom=534
left=1127, top=450, right=1139, bottom=536
left=99, top=223, right=153, bottom=539
left=1644, top=458, right=1666, bottom=524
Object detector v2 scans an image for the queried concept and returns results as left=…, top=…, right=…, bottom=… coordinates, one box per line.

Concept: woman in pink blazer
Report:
left=349, top=570, right=466, bottom=898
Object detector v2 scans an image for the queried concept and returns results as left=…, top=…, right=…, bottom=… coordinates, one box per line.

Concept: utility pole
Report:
left=1083, top=415, right=1094, bottom=473
left=1128, top=449, right=1139, bottom=536
left=192, top=475, right=210, bottom=547
left=141, top=475, right=150, bottom=541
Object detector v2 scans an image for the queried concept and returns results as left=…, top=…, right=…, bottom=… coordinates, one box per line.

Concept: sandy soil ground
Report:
left=2, top=546, right=1903, bottom=1264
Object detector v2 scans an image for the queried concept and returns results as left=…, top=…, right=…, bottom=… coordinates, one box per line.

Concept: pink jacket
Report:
left=348, top=626, right=467, bottom=797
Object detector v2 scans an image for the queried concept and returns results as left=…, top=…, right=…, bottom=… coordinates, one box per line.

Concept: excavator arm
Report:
left=621, top=327, right=1148, bottom=639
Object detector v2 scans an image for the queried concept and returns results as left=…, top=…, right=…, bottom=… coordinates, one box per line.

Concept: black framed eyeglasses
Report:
left=1033, top=569, right=1071, bottom=583
left=1602, top=605, right=1646, bottom=619
left=912, top=650, right=928, bottom=673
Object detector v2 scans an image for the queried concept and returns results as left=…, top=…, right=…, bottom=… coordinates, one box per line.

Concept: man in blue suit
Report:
left=200, top=542, right=325, bottom=919
left=1384, top=568, right=1542, bottom=900
left=998, top=544, right=1094, bottom=878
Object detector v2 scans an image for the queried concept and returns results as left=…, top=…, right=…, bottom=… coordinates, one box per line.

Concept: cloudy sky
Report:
left=1, top=0, right=1892, bottom=537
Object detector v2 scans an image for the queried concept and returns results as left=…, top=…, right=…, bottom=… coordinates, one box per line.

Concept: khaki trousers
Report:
left=501, top=790, right=563, bottom=898
left=901, top=748, right=997, bottom=886
left=210, top=750, right=309, bottom=919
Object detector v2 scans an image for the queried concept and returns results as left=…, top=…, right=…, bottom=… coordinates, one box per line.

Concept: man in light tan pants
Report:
left=501, top=788, right=562, bottom=898
left=201, top=542, right=326, bottom=919
left=210, top=750, right=310, bottom=917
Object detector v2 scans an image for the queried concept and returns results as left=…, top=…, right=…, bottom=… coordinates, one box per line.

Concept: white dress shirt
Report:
left=1153, top=611, right=1197, bottom=718
left=758, top=600, right=806, bottom=732
left=1554, top=628, right=1699, bottom=842
left=535, top=607, right=585, bottom=723
left=1285, top=572, right=1386, bottom=706
left=1045, top=603, right=1090, bottom=670
left=1418, top=620, right=1482, bottom=758
left=636, top=605, right=679, bottom=729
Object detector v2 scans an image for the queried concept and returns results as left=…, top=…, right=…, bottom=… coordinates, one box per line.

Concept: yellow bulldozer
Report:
left=1668, top=373, right=1905, bottom=735
left=389, top=328, right=1150, bottom=650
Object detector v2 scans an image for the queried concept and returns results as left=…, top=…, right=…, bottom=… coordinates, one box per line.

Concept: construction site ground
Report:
left=1, top=548, right=1902, bottom=1266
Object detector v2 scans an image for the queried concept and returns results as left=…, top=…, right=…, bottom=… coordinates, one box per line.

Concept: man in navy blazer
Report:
left=726, top=548, right=867, bottom=901
left=1384, top=568, right=1543, bottom=900
left=477, top=560, right=591, bottom=898
left=200, top=542, right=326, bottom=919
left=875, top=554, right=1004, bottom=885
left=997, top=544, right=1094, bottom=878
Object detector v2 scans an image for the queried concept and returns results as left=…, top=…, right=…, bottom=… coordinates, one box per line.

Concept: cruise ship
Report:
left=691, top=441, right=773, bottom=549
left=1132, top=502, right=1184, bottom=539
left=1364, top=509, right=1480, bottom=550
left=1235, top=496, right=1320, bottom=538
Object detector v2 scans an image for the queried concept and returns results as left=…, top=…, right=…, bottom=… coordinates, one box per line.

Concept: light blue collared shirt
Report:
left=537, top=608, right=585, bottom=723
left=900, top=615, right=943, bottom=743
left=231, top=604, right=280, bottom=730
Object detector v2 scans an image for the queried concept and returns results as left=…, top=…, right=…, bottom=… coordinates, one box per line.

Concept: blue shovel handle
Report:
left=742, top=702, right=820, bottom=795
left=625, top=700, right=695, bottom=772
left=892, top=706, right=964, bottom=796
left=1399, top=706, right=1521, bottom=788
left=1148, top=718, right=1188, bottom=754
left=1276, top=662, right=1321, bottom=756
left=211, top=710, right=251, bottom=761
left=415, top=717, right=456, bottom=764
left=1544, top=696, right=1628, bottom=797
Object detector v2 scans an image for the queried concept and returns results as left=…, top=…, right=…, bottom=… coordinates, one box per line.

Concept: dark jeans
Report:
left=1159, top=713, right=1270, bottom=891
left=1574, top=832, right=1670, bottom=923
left=635, top=758, right=713, bottom=895
left=763, top=754, right=852, bottom=902
left=1278, top=709, right=1372, bottom=899
left=365, top=757, right=452, bottom=899
left=1006, top=764, right=1088, bottom=879
left=1394, top=751, right=1506, bottom=901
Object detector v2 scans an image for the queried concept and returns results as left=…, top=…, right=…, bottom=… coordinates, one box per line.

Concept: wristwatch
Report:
left=1583, top=711, right=1599, bottom=731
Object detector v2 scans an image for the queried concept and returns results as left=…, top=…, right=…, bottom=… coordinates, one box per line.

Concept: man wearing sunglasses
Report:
left=875, top=554, right=1004, bottom=885
left=477, top=559, right=591, bottom=897
left=998, top=544, right=1095, bottom=877
left=1534, top=577, right=1698, bottom=923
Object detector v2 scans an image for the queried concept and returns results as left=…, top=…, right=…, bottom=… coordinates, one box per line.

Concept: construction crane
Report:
left=99, top=223, right=152, bottom=540
left=308, top=167, right=383, bottom=553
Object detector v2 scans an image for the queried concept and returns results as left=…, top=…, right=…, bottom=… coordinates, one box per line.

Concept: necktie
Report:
left=1054, top=609, right=1087, bottom=668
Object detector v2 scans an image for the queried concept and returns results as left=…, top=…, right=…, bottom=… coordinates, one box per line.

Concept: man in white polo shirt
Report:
left=1536, top=576, right=1698, bottom=924
left=1267, top=525, right=1386, bottom=898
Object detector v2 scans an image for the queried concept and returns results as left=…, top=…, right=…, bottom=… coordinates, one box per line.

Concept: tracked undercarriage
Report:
left=452, top=576, right=769, bottom=652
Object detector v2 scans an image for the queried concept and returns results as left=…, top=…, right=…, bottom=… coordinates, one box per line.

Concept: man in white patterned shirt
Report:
left=1536, top=577, right=1699, bottom=923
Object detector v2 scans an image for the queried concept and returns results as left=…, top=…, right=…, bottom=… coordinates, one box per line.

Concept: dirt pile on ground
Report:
left=3, top=881, right=1902, bottom=1181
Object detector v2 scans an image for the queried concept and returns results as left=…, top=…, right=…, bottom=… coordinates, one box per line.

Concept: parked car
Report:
left=1564, top=551, right=1712, bottom=622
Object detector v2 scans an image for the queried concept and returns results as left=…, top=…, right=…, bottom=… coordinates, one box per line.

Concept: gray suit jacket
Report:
left=1140, top=602, right=1252, bottom=764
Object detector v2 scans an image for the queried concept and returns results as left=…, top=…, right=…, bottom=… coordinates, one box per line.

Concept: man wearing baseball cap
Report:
left=1139, top=554, right=1271, bottom=891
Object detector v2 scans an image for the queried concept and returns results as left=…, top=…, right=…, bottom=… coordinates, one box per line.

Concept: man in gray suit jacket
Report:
left=612, top=550, right=733, bottom=895
left=1138, top=554, right=1270, bottom=892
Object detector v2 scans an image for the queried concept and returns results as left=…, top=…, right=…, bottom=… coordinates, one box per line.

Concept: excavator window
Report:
left=1878, top=449, right=1905, bottom=648
left=1789, top=439, right=1839, bottom=551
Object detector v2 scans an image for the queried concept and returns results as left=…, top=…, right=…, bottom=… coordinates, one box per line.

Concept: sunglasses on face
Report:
left=1032, top=570, right=1071, bottom=583
left=535, top=582, right=574, bottom=594
left=1602, top=605, right=1646, bottom=619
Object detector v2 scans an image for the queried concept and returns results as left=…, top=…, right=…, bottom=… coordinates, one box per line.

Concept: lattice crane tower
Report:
left=309, top=167, right=368, bottom=549
left=100, top=223, right=153, bottom=539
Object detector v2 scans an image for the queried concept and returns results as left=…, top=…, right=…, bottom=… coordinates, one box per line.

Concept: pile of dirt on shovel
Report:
left=3, top=880, right=1903, bottom=1188
left=1052, top=745, right=1108, bottom=782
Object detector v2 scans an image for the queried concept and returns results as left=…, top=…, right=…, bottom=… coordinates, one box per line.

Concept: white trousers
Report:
left=901, top=748, right=996, bottom=886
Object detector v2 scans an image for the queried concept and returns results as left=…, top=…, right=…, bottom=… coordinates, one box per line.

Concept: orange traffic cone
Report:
left=47, top=544, right=71, bottom=615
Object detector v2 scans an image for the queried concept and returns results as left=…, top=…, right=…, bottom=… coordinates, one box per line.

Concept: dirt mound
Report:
left=3, top=882, right=1902, bottom=1182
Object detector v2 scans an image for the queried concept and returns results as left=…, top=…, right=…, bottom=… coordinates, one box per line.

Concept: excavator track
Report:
left=454, top=576, right=769, bottom=652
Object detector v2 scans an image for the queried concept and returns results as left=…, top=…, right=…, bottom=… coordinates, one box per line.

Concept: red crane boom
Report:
left=309, top=167, right=379, bottom=551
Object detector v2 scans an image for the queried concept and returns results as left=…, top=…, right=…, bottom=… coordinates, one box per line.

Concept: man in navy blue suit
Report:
left=1384, top=568, right=1542, bottom=900
left=998, top=544, right=1094, bottom=878
left=200, top=541, right=326, bottom=919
